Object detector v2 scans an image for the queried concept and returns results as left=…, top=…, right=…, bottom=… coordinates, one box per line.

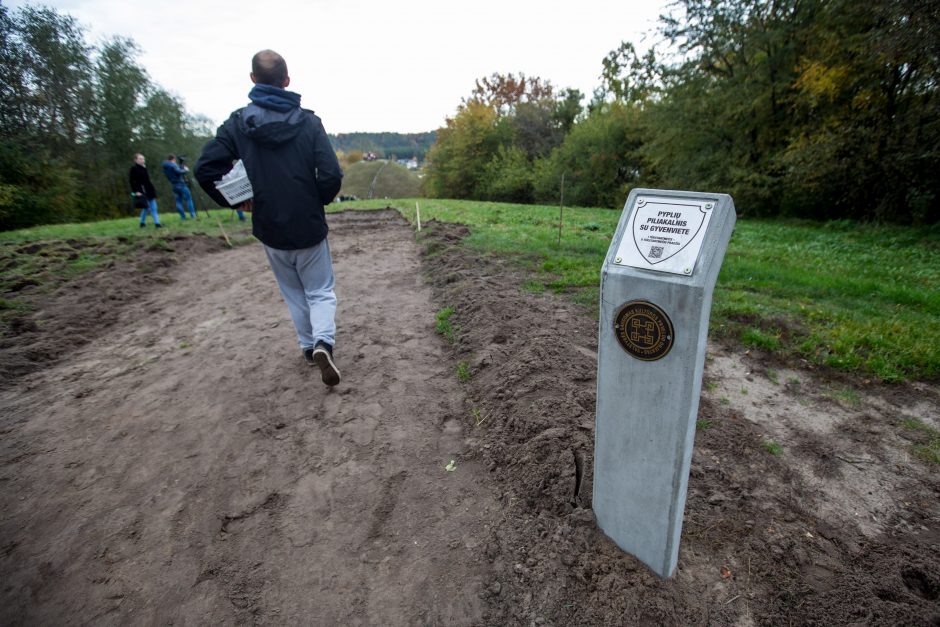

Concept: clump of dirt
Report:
left=0, top=233, right=234, bottom=387
left=418, top=219, right=940, bottom=626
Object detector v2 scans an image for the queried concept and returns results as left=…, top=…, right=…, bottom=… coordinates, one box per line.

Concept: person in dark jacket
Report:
left=161, top=154, right=198, bottom=220
left=195, top=49, right=344, bottom=386
left=129, top=153, right=162, bottom=228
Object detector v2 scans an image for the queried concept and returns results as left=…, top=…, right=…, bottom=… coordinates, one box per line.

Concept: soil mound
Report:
left=419, top=219, right=940, bottom=626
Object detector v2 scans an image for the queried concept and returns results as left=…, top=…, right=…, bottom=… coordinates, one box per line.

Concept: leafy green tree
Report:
left=534, top=102, right=648, bottom=208
left=512, top=100, right=561, bottom=160
left=637, top=0, right=938, bottom=222
left=92, top=38, right=146, bottom=164
left=0, top=6, right=26, bottom=139
left=427, top=74, right=581, bottom=201
left=480, top=145, right=535, bottom=203
left=0, top=5, right=93, bottom=228
left=643, top=0, right=817, bottom=214
left=599, top=41, right=659, bottom=105
left=552, top=88, right=584, bottom=135
left=780, top=0, right=940, bottom=222
left=0, top=141, right=80, bottom=229
left=424, top=101, right=508, bottom=198
left=11, top=5, right=93, bottom=148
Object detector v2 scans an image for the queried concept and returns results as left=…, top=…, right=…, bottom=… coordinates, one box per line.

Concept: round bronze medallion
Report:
left=613, top=300, right=675, bottom=361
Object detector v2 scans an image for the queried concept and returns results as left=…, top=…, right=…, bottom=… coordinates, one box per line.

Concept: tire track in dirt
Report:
left=0, top=210, right=496, bottom=624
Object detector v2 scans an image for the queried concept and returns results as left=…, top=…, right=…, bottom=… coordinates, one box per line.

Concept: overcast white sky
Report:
left=12, top=0, right=671, bottom=134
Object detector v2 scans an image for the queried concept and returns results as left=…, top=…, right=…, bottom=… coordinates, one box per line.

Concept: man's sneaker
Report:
left=311, top=342, right=340, bottom=386
left=155, top=223, right=163, bottom=228
left=139, top=223, right=146, bottom=228
left=303, top=347, right=316, bottom=366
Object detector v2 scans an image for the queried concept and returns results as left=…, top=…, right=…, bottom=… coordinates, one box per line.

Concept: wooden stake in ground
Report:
left=557, top=172, right=566, bottom=246
left=216, top=214, right=232, bottom=248
left=416, top=202, right=422, bottom=232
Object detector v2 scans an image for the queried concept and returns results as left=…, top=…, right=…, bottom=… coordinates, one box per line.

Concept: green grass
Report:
left=340, top=198, right=939, bottom=383
left=0, top=207, right=249, bottom=245
left=741, top=327, right=781, bottom=351
left=832, top=388, right=862, bottom=407
left=901, top=418, right=940, bottom=464
left=470, top=406, right=489, bottom=427
left=762, top=441, right=783, bottom=455
left=435, top=307, right=459, bottom=344
left=456, top=361, right=471, bottom=382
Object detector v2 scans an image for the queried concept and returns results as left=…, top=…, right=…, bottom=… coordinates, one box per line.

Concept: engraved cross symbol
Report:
left=630, top=318, right=655, bottom=345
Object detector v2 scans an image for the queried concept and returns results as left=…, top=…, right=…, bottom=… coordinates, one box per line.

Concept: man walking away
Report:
left=195, top=49, right=344, bottom=386
left=129, top=153, right=162, bottom=228
left=162, top=154, right=198, bottom=220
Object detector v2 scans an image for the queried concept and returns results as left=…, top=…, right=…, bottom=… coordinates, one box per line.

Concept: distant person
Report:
left=161, top=154, right=198, bottom=220
left=129, top=153, right=161, bottom=228
left=195, top=49, right=344, bottom=386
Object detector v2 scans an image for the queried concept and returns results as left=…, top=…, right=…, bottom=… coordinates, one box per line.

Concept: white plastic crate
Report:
left=214, top=159, right=253, bottom=205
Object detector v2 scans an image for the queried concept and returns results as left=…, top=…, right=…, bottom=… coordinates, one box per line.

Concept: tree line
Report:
left=330, top=132, right=436, bottom=161
left=424, top=0, right=939, bottom=224
left=0, top=4, right=213, bottom=231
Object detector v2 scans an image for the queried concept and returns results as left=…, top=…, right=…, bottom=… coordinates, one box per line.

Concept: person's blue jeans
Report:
left=139, top=198, right=160, bottom=225
left=172, top=184, right=197, bottom=219
left=263, top=239, right=336, bottom=351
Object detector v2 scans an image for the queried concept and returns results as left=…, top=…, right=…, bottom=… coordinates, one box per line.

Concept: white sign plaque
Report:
left=614, top=196, right=715, bottom=275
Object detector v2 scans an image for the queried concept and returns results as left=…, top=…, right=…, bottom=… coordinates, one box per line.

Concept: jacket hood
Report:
left=235, top=104, right=305, bottom=147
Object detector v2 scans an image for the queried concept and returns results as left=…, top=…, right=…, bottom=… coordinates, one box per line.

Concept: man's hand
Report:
left=238, top=199, right=253, bottom=213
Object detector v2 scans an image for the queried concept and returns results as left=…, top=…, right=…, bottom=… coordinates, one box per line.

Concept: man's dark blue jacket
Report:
left=162, top=160, right=188, bottom=186
left=195, top=86, right=343, bottom=250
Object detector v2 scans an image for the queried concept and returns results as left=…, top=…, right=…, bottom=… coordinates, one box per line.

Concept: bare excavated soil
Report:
left=2, top=209, right=939, bottom=625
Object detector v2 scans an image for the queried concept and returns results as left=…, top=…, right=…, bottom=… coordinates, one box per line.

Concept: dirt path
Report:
left=2, top=210, right=939, bottom=625
left=0, top=211, right=495, bottom=624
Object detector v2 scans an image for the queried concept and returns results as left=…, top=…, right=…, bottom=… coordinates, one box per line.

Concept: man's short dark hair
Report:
left=167, top=154, right=176, bottom=161
left=252, top=49, right=288, bottom=86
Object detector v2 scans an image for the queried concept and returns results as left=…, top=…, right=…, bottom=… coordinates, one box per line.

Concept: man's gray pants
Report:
left=263, top=239, right=337, bottom=352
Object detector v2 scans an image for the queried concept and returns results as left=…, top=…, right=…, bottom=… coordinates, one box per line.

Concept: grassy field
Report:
left=0, top=207, right=252, bottom=245
left=2, top=199, right=938, bottom=383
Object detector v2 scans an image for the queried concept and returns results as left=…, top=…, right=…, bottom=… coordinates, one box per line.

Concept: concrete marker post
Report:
left=593, top=188, right=736, bottom=578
